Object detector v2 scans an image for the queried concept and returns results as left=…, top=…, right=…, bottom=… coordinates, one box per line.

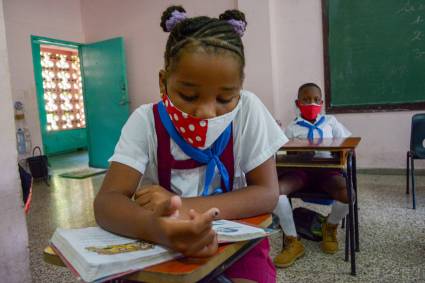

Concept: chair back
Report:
left=410, top=113, right=425, bottom=159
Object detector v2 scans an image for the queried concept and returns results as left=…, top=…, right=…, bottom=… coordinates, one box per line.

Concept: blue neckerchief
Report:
left=158, top=101, right=231, bottom=196
left=296, top=115, right=325, bottom=142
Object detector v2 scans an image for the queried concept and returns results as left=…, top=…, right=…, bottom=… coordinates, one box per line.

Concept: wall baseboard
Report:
left=357, top=168, right=425, bottom=176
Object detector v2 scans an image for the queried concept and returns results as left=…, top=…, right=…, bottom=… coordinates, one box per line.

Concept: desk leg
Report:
left=345, top=217, right=349, bottom=262
left=352, top=152, right=360, bottom=252
left=346, top=151, right=356, bottom=276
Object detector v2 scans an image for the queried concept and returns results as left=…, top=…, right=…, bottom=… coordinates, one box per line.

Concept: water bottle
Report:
left=16, top=128, right=26, bottom=154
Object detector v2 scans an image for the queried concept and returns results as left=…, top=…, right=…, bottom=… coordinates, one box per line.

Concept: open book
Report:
left=50, top=219, right=272, bottom=283
left=213, top=219, right=271, bottom=243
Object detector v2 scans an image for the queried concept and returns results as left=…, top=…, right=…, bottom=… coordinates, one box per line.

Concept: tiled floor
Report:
left=28, top=152, right=425, bottom=282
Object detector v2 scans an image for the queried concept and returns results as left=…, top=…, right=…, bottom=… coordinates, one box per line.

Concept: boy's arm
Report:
left=284, top=122, right=295, bottom=139
left=330, top=116, right=352, bottom=138
left=178, top=157, right=279, bottom=219
left=94, top=162, right=219, bottom=257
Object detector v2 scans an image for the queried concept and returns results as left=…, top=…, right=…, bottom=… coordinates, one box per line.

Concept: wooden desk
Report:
left=44, top=214, right=271, bottom=283
left=277, top=137, right=361, bottom=275
left=280, top=137, right=361, bottom=150
left=276, top=138, right=361, bottom=169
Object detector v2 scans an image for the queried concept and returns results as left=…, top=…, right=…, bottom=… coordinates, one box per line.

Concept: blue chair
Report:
left=406, top=113, right=425, bottom=209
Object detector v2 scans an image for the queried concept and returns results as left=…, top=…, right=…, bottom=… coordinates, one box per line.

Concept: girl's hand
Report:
left=157, top=205, right=220, bottom=257
left=134, top=185, right=181, bottom=217
left=135, top=188, right=220, bottom=257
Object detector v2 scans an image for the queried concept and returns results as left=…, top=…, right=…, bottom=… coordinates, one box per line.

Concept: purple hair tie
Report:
left=165, top=10, right=187, bottom=32
left=227, top=19, right=246, bottom=37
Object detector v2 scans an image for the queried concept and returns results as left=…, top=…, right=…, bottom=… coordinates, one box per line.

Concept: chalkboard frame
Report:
left=321, top=0, right=425, bottom=113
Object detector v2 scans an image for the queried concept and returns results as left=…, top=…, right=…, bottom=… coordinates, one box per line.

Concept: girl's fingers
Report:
left=168, top=196, right=182, bottom=215
left=196, top=208, right=220, bottom=226
left=153, top=195, right=182, bottom=217
left=160, top=211, right=219, bottom=257
left=168, top=196, right=182, bottom=218
left=187, top=233, right=218, bottom=257
left=188, top=229, right=217, bottom=255
left=134, top=194, right=152, bottom=207
left=180, top=208, right=219, bottom=238
left=186, top=208, right=219, bottom=235
left=134, top=187, right=152, bottom=198
left=135, top=185, right=169, bottom=198
left=189, top=207, right=219, bottom=221
left=170, top=209, right=180, bottom=218
left=208, top=208, right=220, bottom=219
left=166, top=217, right=210, bottom=237
left=188, top=209, right=197, bottom=220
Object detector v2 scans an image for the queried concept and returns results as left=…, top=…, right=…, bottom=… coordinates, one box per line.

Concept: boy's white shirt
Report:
left=284, top=114, right=351, bottom=140
left=109, top=90, right=288, bottom=197
left=284, top=114, right=351, bottom=158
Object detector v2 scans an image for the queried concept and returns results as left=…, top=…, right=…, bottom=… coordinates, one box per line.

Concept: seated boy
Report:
left=273, top=82, right=352, bottom=268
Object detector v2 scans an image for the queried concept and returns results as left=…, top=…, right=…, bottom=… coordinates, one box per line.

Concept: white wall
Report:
left=0, top=0, right=31, bottom=281
left=81, top=0, right=237, bottom=109
left=237, top=0, right=275, bottom=113
left=3, top=0, right=85, bottom=154
left=269, top=0, right=325, bottom=126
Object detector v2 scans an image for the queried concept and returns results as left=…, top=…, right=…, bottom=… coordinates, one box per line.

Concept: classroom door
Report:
left=81, top=37, right=130, bottom=168
left=31, top=37, right=88, bottom=156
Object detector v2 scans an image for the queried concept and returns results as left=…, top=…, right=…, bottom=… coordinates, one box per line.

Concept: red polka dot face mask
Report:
left=162, top=95, right=240, bottom=149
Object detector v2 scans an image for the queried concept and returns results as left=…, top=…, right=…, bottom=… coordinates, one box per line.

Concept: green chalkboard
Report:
left=323, top=0, right=425, bottom=113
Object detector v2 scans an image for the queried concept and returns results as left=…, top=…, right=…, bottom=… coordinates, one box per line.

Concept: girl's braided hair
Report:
left=160, top=5, right=247, bottom=74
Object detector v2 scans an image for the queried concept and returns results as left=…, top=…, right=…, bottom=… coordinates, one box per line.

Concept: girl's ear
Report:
left=295, top=99, right=301, bottom=108
left=159, top=70, right=167, bottom=95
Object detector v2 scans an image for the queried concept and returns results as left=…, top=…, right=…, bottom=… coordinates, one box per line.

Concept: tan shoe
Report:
left=320, top=221, right=339, bottom=254
left=273, top=235, right=305, bottom=268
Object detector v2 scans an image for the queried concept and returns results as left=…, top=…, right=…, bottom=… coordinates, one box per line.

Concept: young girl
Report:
left=273, top=83, right=352, bottom=268
left=94, top=6, right=287, bottom=283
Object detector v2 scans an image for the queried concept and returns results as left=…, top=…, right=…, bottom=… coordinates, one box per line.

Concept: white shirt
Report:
left=284, top=115, right=351, bottom=158
left=109, top=90, right=288, bottom=197
left=285, top=115, right=351, bottom=139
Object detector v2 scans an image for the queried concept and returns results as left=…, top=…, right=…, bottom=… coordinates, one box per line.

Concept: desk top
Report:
left=281, top=137, right=361, bottom=151
left=276, top=137, right=361, bottom=169
left=44, top=214, right=271, bottom=283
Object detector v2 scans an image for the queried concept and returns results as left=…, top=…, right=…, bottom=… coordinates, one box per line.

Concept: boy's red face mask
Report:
left=296, top=100, right=323, bottom=121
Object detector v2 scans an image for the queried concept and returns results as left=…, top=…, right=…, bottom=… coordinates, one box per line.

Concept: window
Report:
left=40, top=46, right=86, bottom=131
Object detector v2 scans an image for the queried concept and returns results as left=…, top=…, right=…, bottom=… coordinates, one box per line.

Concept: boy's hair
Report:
left=298, top=83, right=322, bottom=98
left=160, top=6, right=247, bottom=74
